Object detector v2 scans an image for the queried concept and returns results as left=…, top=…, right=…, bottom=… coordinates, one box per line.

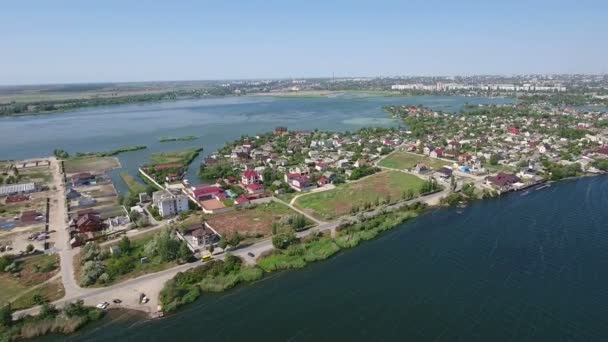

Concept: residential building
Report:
left=152, top=191, right=189, bottom=218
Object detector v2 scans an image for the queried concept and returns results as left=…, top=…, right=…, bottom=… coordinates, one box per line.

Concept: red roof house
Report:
left=241, top=170, right=260, bottom=185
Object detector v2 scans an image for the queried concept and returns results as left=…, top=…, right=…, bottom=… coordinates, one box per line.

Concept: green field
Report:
left=0, top=254, right=60, bottom=305
left=149, top=147, right=203, bottom=166
left=64, top=156, right=120, bottom=174
left=378, top=151, right=451, bottom=170
left=295, top=171, right=426, bottom=220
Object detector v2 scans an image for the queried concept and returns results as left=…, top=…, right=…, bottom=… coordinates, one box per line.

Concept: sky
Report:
left=1, top=0, right=607, bottom=85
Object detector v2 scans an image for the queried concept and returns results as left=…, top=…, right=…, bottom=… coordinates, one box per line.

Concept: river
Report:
left=0, top=94, right=510, bottom=193
left=37, top=175, right=608, bottom=341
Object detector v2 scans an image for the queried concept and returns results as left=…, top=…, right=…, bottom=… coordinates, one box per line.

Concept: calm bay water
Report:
left=0, top=95, right=510, bottom=192
left=39, top=175, right=608, bottom=341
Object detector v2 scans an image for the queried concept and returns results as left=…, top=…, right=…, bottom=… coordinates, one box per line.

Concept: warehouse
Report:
left=0, top=182, right=36, bottom=196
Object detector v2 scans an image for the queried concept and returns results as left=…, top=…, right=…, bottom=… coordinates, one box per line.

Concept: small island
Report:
left=159, top=136, right=198, bottom=143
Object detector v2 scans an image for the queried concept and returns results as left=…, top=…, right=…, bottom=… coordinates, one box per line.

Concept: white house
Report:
left=152, top=191, right=189, bottom=218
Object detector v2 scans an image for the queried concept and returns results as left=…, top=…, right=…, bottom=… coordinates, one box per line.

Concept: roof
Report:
left=0, top=183, right=36, bottom=196
left=71, top=172, right=92, bottom=180
left=193, top=186, right=223, bottom=198
left=235, top=194, right=250, bottom=203
left=487, top=172, right=521, bottom=187
left=242, top=170, right=259, bottom=178
left=246, top=183, right=263, bottom=191
left=76, top=213, right=101, bottom=227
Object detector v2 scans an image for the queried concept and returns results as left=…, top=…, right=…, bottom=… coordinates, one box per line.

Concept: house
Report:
left=414, top=163, right=429, bottom=174
left=65, top=188, right=81, bottom=200
left=436, top=167, right=453, bottom=179
left=76, top=213, right=103, bottom=233
left=234, top=194, right=250, bottom=206
left=317, top=176, right=330, bottom=186
left=430, top=148, right=443, bottom=158
left=192, top=185, right=223, bottom=201
left=458, top=153, right=472, bottom=163
left=507, top=127, right=520, bottom=135
left=71, top=173, right=95, bottom=187
left=315, top=162, right=327, bottom=171
left=286, top=173, right=312, bottom=192
left=191, top=226, right=216, bottom=247
left=152, top=191, right=189, bottom=217
left=245, top=183, right=264, bottom=194
left=486, top=172, right=522, bottom=191
left=354, top=159, right=368, bottom=168
left=138, top=193, right=151, bottom=203
left=274, top=126, right=288, bottom=135
left=241, top=170, right=261, bottom=185
left=165, top=173, right=181, bottom=182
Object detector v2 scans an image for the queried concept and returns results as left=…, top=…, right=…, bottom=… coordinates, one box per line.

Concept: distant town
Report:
left=1, top=74, right=608, bottom=116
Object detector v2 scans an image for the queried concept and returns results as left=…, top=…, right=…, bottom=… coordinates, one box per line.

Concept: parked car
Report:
left=96, top=302, right=109, bottom=310
left=247, top=252, right=255, bottom=257
left=112, top=299, right=122, bottom=304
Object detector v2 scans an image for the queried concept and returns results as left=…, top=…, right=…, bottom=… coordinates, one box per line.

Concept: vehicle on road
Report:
left=247, top=252, right=255, bottom=257
left=112, top=299, right=122, bottom=304
left=202, top=254, right=212, bottom=261
left=96, top=302, right=109, bottom=310
left=140, top=293, right=149, bottom=304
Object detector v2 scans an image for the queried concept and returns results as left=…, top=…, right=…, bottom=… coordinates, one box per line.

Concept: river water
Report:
left=38, top=175, right=608, bottom=341
left=0, top=94, right=510, bottom=192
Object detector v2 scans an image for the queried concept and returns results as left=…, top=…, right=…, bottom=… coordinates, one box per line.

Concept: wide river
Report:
left=40, top=175, right=608, bottom=341
left=0, top=94, right=510, bottom=192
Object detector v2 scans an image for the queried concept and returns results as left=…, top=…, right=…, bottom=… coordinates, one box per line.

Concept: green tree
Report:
left=178, top=242, right=194, bottom=263
left=118, top=236, right=132, bottom=255
left=0, top=304, right=12, bottom=327
left=218, top=237, right=228, bottom=249
left=272, top=227, right=297, bottom=249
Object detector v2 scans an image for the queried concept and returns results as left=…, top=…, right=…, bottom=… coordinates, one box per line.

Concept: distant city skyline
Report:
left=2, top=0, right=607, bottom=85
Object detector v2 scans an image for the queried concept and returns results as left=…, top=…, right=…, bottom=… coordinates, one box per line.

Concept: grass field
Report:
left=205, top=202, right=300, bottom=238
left=64, top=156, right=120, bottom=174
left=149, top=147, right=202, bottom=166
left=295, top=171, right=426, bottom=220
left=18, top=168, right=52, bottom=184
left=378, top=151, right=451, bottom=170
left=120, top=172, right=147, bottom=194
left=0, top=254, right=60, bottom=304
left=11, top=278, right=65, bottom=310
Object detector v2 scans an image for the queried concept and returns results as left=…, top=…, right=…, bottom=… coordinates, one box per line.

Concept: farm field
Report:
left=378, top=151, right=451, bottom=170
left=64, top=156, right=120, bottom=174
left=205, top=202, right=304, bottom=238
left=295, top=171, right=426, bottom=220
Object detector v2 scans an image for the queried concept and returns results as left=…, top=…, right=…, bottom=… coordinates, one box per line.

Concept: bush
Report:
left=79, top=261, right=105, bottom=286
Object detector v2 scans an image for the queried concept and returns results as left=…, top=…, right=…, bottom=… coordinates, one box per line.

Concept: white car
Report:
left=96, top=302, right=109, bottom=310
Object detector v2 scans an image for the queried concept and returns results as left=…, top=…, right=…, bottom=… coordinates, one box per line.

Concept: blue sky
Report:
left=1, top=0, right=607, bottom=85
